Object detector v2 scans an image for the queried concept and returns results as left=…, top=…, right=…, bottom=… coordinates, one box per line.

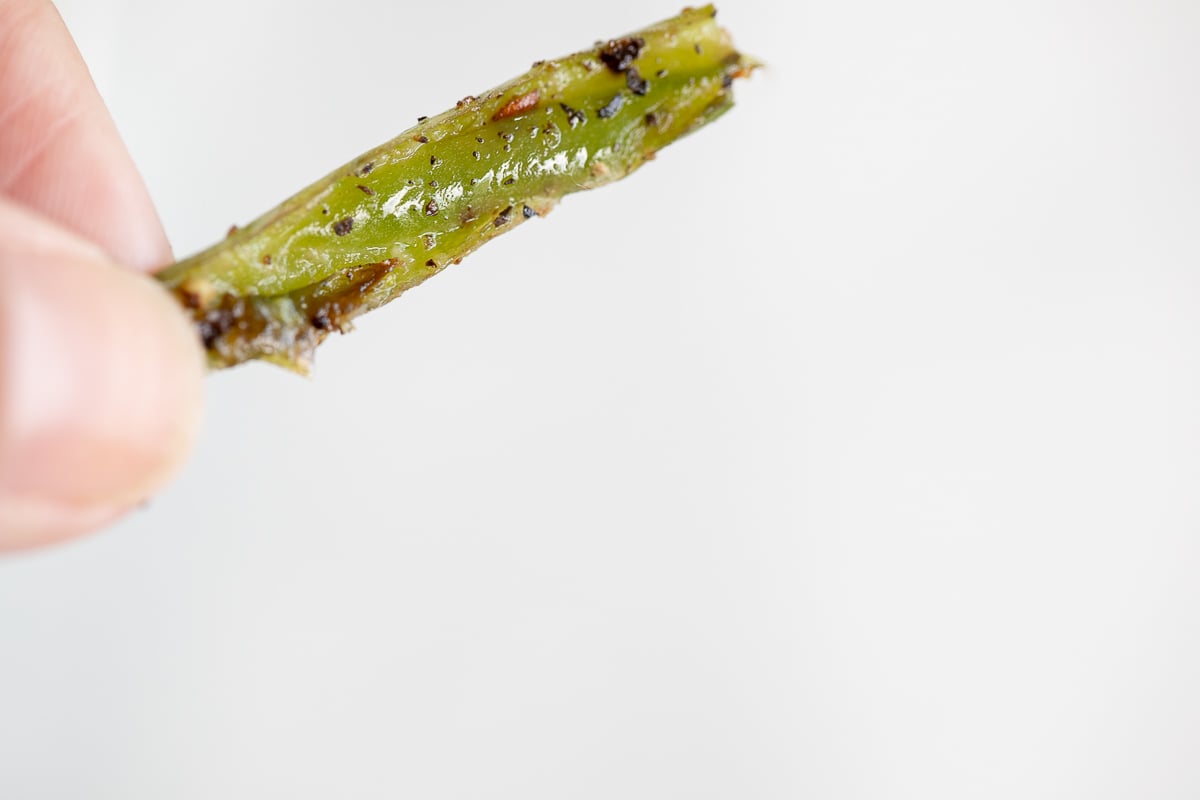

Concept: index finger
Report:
left=0, top=0, right=171, bottom=271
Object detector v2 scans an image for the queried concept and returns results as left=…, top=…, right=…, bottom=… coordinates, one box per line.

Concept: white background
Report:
left=3, top=0, right=1199, bottom=797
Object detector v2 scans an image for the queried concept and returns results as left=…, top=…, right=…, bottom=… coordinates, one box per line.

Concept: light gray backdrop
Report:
left=3, top=0, right=1199, bottom=797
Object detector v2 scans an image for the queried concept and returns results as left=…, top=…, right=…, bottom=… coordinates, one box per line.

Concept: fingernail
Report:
left=0, top=220, right=205, bottom=551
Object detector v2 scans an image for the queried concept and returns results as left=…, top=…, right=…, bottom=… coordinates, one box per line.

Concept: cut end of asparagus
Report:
left=157, top=6, right=758, bottom=372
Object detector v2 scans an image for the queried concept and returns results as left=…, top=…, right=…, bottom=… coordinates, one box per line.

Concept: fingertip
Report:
left=0, top=0, right=174, bottom=273
left=0, top=201, right=204, bottom=552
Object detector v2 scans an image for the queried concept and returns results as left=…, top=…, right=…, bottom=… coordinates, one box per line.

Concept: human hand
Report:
left=0, top=0, right=205, bottom=551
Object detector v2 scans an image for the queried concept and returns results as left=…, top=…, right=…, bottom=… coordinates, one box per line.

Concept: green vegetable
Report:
left=157, top=5, right=757, bottom=372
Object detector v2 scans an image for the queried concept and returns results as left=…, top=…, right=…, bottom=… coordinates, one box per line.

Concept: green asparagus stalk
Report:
left=156, top=5, right=757, bottom=372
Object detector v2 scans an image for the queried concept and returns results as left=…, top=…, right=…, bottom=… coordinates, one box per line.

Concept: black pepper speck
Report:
left=597, top=94, right=625, bottom=119
left=626, top=67, right=649, bottom=96
left=560, top=103, right=586, bottom=128
left=598, top=37, right=645, bottom=73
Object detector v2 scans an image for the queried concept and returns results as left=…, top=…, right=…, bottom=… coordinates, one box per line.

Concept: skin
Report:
left=0, top=0, right=205, bottom=551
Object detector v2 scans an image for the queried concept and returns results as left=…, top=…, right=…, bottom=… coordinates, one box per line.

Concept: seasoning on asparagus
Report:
left=156, top=5, right=758, bottom=372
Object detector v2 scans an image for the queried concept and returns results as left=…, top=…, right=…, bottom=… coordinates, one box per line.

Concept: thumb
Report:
left=0, top=198, right=204, bottom=551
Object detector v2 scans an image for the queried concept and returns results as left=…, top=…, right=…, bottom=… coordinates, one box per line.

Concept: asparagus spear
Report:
left=156, top=5, right=756, bottom=372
